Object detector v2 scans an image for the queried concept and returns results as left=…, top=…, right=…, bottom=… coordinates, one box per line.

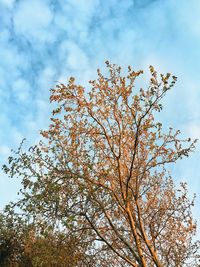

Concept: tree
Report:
left=3, top=62, right=200, bottom=266
left=0, top=210, right=34, bottom=267
left=0, top=209, right=94, bottom=267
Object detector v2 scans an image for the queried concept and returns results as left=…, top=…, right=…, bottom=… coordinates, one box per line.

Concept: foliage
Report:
left=0, top=210, right=94, bottom=267
left=3, top=62, right=200, bottom=267
left=0, top=211, right=33, bottom=267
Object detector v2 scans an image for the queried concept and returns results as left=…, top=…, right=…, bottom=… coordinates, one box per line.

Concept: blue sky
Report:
left=0, top=0, right=200, bottom=231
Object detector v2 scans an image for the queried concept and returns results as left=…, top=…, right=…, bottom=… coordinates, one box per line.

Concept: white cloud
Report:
left=0, top=32, right=29, bottom=94
left=12, top=79, right=31, bottom=102
left=14, top=0, right=54, bottom=42
left=53, top=0, right=100, bottom=42
left=66, top=0, right=99, bottom=12
left=186, top=124, right=200, bottom=140
left=1, top=0, right=15, bottom=9
left=37, top=66, right=56, bottom=94
left=12, top=129, right=24, bottom=145
left=0, top=145, right=11, bottom=159
left=59, top=41, right=89, bottom=71
left=174, top=1, right=200, bottom=37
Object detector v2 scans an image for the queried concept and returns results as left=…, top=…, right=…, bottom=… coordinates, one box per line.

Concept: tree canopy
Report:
left=3, top=62, right=200, bottom=267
